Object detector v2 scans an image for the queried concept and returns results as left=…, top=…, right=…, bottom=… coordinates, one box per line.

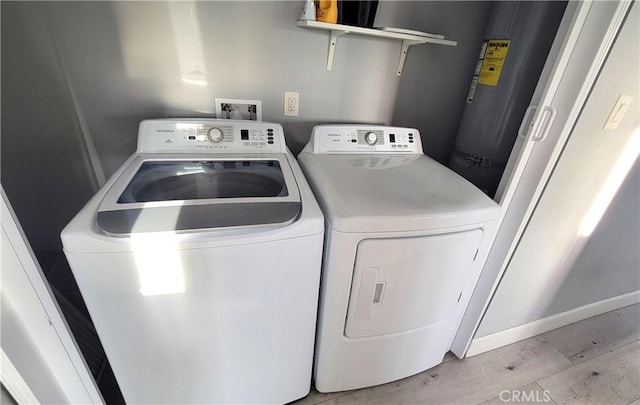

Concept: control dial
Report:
left=207, top=127, right=224, bottom=143
left=364, top=132, right=378, bottom=145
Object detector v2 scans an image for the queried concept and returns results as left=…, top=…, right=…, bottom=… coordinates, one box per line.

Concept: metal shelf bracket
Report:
left=397, top=40, right=423, bottom=76
left=327, top=30, right=348, bottom=70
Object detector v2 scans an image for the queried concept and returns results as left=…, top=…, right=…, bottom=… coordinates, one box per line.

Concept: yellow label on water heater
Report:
left=478, top=39, right=511, bottom=86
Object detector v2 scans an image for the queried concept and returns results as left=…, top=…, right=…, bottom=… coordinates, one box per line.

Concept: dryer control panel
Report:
left=305, top=125, right=423, bottom=154
left=136, top=119, right=288, bottom=154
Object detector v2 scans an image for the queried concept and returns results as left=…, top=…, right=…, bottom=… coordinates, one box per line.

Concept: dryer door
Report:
left=345, top=230, right=483, bottom=338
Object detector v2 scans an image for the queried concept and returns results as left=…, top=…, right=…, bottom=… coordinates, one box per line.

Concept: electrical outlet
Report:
left=284, top=91, right=299, bottom=116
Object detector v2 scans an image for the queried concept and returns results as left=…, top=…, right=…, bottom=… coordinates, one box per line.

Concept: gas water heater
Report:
left=450, top=1, right=567, bottom=196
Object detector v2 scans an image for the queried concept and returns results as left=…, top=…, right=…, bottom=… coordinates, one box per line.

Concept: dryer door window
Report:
left=344, top=229, right=483, bottom=338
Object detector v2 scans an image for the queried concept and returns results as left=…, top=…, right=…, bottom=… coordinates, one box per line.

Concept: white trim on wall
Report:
left=466, top=290, right=640, bottom=357
left=1, top=187, right=104, bottom=404
left=1, top=350, right=40, bottom=405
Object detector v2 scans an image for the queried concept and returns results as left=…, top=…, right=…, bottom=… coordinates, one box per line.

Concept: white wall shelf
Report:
left=296, top=20, right=457, bottom=76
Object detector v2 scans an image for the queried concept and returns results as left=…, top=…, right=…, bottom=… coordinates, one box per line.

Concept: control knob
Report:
left=364, top=132, right=378, bottom=145
left=207, top=127, right=224, bottom=143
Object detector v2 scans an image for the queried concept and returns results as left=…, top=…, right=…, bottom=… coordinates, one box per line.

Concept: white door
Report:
left=345, top=230, right=482, bottom=338
left=1, top=187, right=103, bottom=404
left=451, top=0, right=635, bottom=356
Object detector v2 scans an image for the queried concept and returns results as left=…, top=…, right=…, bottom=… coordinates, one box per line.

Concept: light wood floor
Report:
left=295, top=303, right=640, bottom=405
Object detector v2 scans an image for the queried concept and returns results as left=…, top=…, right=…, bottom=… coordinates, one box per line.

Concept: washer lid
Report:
left=98, top=154, right=301, bottom=235
left=298, top=153, right=500, bottom=233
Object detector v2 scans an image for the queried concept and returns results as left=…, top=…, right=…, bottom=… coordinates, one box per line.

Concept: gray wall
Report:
left=1, top=3, right=99, bottom=268
left=1, top=1, right=491, bottom=269
left=381, top=1, right=493, bottom=163
left=38, top=0, right=405, bottom=176
left=544, top=160, right=640, bottom=316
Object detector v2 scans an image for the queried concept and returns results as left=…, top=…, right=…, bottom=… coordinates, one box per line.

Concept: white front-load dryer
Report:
left=297, top=125, right=500, bottom=392
left=61, top=119, right=324, bottom=404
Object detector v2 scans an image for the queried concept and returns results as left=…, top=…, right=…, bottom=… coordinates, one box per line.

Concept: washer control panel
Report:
left=308, top=125, right=422, bottom=154
left=137, top=119, right=287, bottom=153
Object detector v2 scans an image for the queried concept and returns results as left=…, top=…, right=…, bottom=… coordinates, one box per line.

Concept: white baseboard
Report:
left=466, top=290, right=640, bottom=357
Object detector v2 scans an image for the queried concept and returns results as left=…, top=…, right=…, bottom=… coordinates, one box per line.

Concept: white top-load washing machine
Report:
left=61, top=119, right=324, bottom=404
left=298, top=125, right=500, bottom=392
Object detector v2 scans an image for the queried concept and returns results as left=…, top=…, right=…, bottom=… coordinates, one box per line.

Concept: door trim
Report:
left=1, top=349, right=39, bottom=405
left=1, top=187, right=104, bottom=403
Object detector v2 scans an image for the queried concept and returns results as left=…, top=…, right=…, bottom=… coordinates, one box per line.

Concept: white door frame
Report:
left=451, top=0, right=634, bottom=357
left=1, top=187, right=103, bottom=404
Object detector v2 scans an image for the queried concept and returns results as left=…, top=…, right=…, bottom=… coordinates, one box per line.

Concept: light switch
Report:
left=604, top=94, right=634, bottom=130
